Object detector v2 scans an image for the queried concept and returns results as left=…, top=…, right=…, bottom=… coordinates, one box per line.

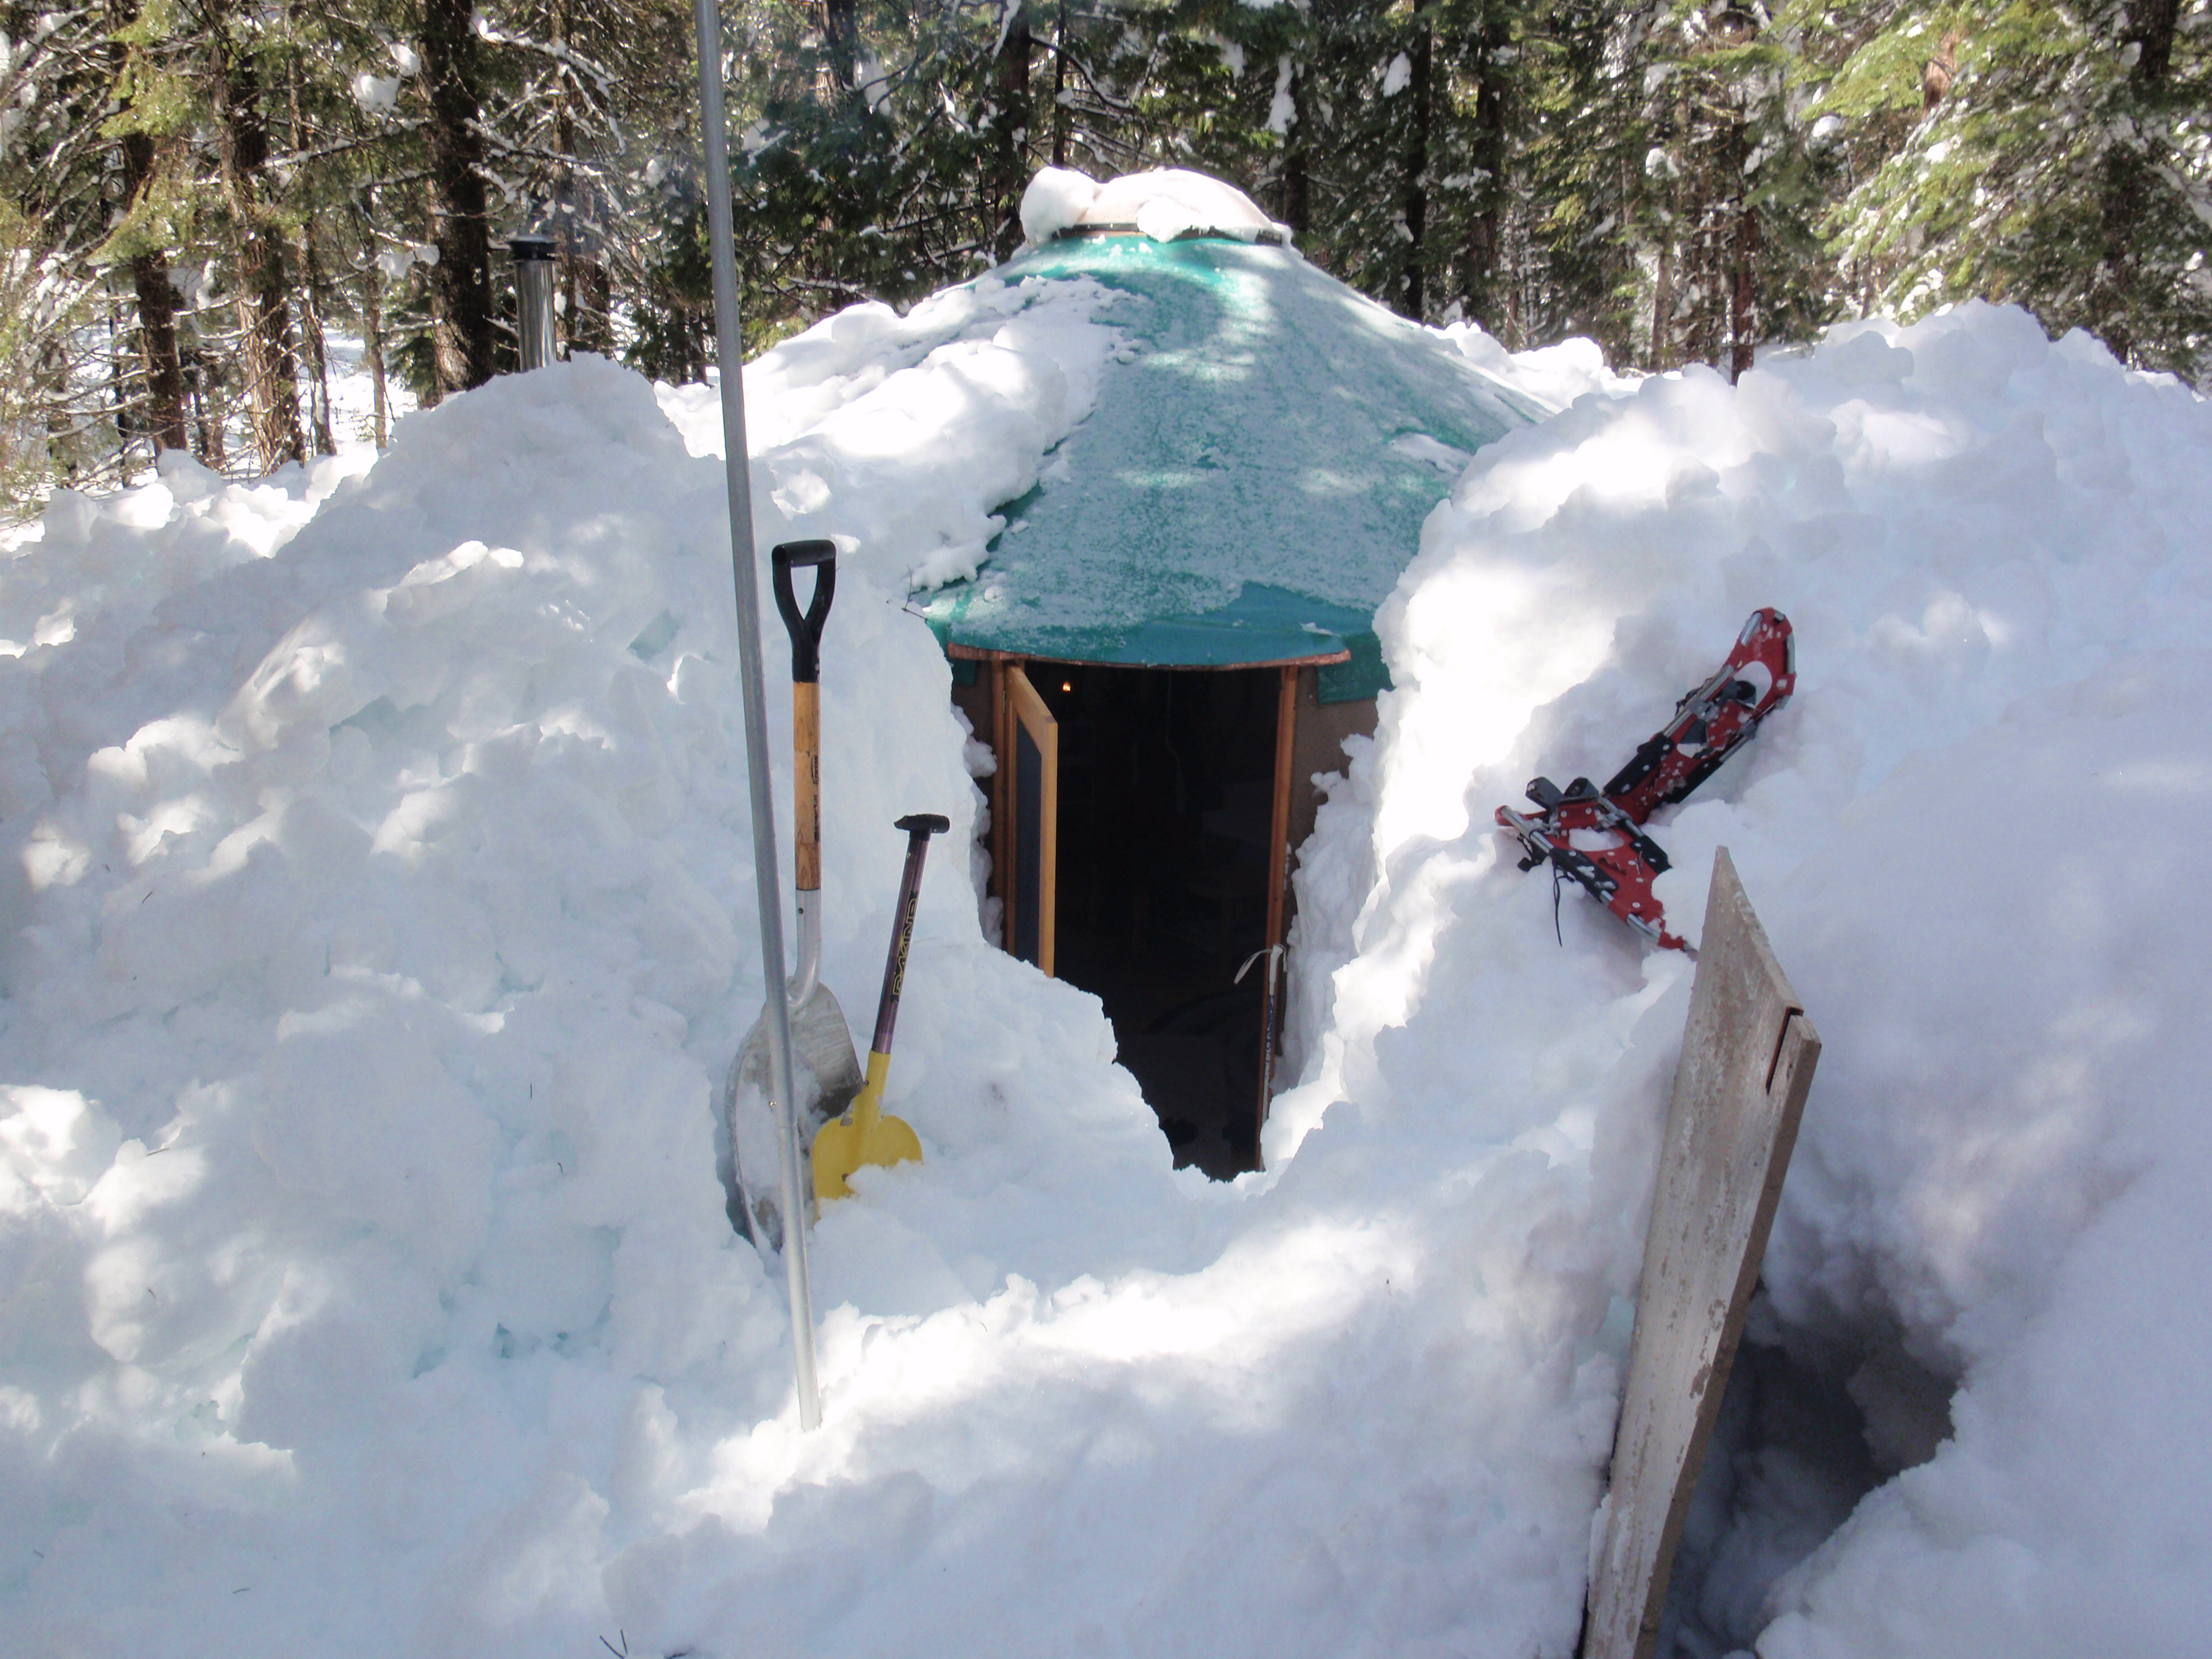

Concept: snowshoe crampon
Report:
left=1494, top=609, right=1796, bottom=953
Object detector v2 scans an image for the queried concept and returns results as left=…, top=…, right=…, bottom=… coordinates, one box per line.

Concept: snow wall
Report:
left=2, top=265, right=2208, bottom=1659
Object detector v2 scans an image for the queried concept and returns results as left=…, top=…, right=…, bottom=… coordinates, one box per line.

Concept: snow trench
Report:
left=1, top=284, right=2208, bottom=1659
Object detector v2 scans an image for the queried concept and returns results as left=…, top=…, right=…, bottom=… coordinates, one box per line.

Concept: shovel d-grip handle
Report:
left=773, top=541, right=837, bottom=892
left=871, top=814, right=950, bottom=1057
left=772, top=540, right=837, bottom=680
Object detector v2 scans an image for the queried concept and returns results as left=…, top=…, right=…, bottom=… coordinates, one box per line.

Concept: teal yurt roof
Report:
left=919, top=226, right=1546, bottom=701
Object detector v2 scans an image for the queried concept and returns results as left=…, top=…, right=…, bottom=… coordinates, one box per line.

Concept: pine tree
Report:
left=1813, top=0, right=2212, bottom=376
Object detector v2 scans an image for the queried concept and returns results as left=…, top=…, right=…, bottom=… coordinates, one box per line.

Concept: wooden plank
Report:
left=1264, top=665, right=1297, bottom=958
left=1583, top=848, right=1821, bottom=1659
left=990, top=659, right=1013, bottom=954
left=1005, top=665, right=1059, bottom=978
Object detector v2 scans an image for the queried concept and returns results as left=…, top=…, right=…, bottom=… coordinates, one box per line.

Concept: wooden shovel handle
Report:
left=774, top=540, right=836, bottom=896
left=794, top=681, right=821, bottom=892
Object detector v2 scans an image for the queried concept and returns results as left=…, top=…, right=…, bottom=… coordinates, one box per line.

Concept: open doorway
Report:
left=1046, top=664, right=1282, bottom=1177
left=955, top=662, right=1280, bottom=1176
left=952, top=651, right=1377, bottom=1178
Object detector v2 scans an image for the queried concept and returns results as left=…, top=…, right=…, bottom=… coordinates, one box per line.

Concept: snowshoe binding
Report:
left=1496, top=777, right=1690, bottom=952
left=1495, top=609, right=1796, bottom=953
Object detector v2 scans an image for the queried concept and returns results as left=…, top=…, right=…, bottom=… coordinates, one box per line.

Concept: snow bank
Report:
left=1280, top=302, right=2212, bottom=1655
left=0, top=275, right=1219, bottom=1654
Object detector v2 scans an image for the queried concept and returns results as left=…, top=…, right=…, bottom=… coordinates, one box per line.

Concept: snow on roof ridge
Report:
left=1019, top=164, right=1292, bottom=248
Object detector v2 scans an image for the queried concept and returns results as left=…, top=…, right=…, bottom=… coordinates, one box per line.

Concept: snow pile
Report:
left=3, top=245, right=2209, bottom=1658
left=658, top=273, right=1117, bottom=596
left=0, top=275, right=1227, bottom=1653
left=1018, top=165, right=1103, bottom=245
left=1440, top=322, right=1637, bottom=413
left=1279, top=302, right=2212, bottom=1654
left=1020, top=165, right=1289, bottom=246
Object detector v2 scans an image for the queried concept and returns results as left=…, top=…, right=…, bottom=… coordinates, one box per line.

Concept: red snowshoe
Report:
left=1495, top=609, right=1796, bottom=953
left=1600, top=608, right=1797, bottom=824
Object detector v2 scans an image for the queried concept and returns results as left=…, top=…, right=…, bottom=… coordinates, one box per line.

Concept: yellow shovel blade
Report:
left=811, top=1052, right=921, bottom=1201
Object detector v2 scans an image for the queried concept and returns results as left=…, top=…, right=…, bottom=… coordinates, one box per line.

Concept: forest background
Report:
left=3, top=0, right=2209, bottom=513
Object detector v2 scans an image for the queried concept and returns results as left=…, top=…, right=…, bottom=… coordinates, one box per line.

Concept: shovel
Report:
left=814, top=813, right=947, bottom=1201
left=719, top=540, right=865, bottom=1250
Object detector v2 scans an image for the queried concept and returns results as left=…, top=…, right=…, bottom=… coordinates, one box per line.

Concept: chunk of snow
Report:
left=1268, top=54, right=1297, bottom=133
left=1076, top=167, right=1287, bottom=244
left=1020, top=166, right=1100, bottom=245
left=351, top=71, right=400, bottom=113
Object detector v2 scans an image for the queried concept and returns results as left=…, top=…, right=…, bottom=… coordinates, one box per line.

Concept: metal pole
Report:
left=690, top=0, right=822, bottom=1430
left=508, top=232, right=558, bottom=371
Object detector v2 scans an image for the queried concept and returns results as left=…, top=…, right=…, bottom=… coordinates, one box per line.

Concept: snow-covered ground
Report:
left=2, top=238, right=2207, bottom=1659
left=322, top=329, right=419, bottom=455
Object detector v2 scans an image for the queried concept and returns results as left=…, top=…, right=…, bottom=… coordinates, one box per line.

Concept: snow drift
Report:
left=1, top=249, right=2207, bottom=1659
left=1279, top=301, right=2212, bottom=1656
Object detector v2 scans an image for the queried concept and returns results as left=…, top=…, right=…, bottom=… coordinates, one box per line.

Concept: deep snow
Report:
left=2, top=245, right=2208, bottom=1659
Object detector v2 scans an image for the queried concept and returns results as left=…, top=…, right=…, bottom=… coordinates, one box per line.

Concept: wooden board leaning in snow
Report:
left=1583, top=848, right=1821, bottom=1659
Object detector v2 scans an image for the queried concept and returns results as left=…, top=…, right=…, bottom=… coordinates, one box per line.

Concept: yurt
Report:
left=927, top=169, right=1544, bottom=1175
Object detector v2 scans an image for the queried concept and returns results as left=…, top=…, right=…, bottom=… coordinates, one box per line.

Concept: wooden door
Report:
left=1004, top=664, right=1059, bottom=977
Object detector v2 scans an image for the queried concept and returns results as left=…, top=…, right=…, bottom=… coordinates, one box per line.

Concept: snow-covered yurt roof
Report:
left=918, top=169, right=1547, bottom=699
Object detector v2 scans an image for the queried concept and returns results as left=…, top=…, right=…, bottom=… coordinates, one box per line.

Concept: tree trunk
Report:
left=1650, top=89, right=1688, bottom=370
left=211, top=10, right=307, bottom=472
left=360, top=221, right=390, bottom=449
left=1051, top=0, right=1069, bottom=166
left=2092, top=0, right=2180, bottom=365
left=1396, top=6, right=1433, bottom=319
left=1730, top=192, right=1759, bottom=382
left=993, top=7, right=1032, bottom=261
left=549, top=0, right=613, bottom=357
left=581, top=260, right=613, bottom=357
left=186, top=347, right=227, bottom=469
left=824, top=0, right=859, bottom=95
left=1463, top=18, right=1510, bottom=330
left=1281, top=61, right=1310, bottom=239
left=421, top=0, right=496, bottom=394
left=109, top=3, right=190, bottom=458
left=1650, top=227, right=1674, bottom=369
left=298, top=235, right=338, bottom=454
left=119, top=132, right=189, bottom=455
left=110, top=305, right=134, bottom=486
left=283, top=10, right=336, bottom=454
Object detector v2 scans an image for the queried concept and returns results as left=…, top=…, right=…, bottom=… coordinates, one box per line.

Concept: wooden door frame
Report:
left=1001, top=662, right=1059, bottom=977
left=1253, top=664, right=1299, bottom=1151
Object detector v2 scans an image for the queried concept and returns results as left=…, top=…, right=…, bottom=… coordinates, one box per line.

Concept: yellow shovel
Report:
left=813, top=813, right=947, bottom=1200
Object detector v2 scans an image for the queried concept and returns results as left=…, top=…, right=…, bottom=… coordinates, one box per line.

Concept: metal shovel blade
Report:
left=719, top=986, right=862, bottom=1252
